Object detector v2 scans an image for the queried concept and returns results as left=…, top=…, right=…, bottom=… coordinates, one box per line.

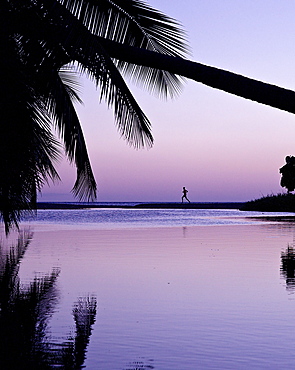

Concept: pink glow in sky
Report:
left=40, top=1, right=295, bottom=202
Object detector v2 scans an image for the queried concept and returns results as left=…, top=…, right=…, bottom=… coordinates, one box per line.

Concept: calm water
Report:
left=22, top=206, right=294, bottom=228
left=2, top=207, right=295, bottom=369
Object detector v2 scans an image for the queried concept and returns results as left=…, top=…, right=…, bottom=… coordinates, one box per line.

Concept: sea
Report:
left=2, top=204, right=295, bottom=369
left=23, top=202, right=295, bottom=228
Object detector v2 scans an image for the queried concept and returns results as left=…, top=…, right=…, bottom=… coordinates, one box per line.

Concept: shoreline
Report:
left=36, top=202, right=245, bottom=210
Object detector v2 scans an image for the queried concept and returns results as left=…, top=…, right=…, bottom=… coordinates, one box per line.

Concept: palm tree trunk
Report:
left=100, top=37, right=295, bottom=115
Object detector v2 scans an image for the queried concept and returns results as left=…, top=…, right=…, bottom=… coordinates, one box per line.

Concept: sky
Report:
left=40, top=0, right=295, bottom=203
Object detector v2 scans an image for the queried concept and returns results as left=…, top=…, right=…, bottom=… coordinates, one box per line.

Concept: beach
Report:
left=9, top=210, right=295, bottom=369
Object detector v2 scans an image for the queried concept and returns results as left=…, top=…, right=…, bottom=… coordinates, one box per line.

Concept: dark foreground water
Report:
left=1, top=207, right=295, bottom=369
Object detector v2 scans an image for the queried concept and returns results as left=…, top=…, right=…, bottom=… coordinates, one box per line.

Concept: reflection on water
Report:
left=72, top=296, right=97, bottom=369
left=281, top=244, right=295, bottom=292
left=6, top=213, right=295, bottom=369
left=124, top=358, right=155, bottom=370
left=0, top=230, right=96, bottom=369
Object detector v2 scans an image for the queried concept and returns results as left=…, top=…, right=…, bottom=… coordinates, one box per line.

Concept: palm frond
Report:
left=59, top=0, right=188, bottom=56
left=59, top=67, right=83, bottom=104
left=18, top=0, right=154, bottom=152
left=42, top=67, right=97, bottom=200
left=0, top=28, right=61, bottom=232
left=76, top=49, right=154, bottom=148
left=59, top=0, right=189, bottom=98
left=44, top=0, right=154, bottom=147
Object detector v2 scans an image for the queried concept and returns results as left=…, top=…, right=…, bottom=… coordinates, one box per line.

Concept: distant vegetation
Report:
left=240, top=193, right=295, bottom=212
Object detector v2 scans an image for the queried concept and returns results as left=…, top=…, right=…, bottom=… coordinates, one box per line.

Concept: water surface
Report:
left=2, top=208, right=295, bottom=369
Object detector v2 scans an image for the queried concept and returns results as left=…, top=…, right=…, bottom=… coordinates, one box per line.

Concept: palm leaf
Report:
left=43, top=67, right=97, bottom=200
left=0, top=26, right=61, bottom=232
left=59, top=0, right=189, bottom=97
left=38, top=0, right=154, bottom=147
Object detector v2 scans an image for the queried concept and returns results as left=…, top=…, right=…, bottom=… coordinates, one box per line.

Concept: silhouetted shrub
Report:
left=240, top=193, right=295, bottom=212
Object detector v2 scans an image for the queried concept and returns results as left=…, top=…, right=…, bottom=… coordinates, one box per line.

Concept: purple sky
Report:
left=40, top=1, right=295, bottom=202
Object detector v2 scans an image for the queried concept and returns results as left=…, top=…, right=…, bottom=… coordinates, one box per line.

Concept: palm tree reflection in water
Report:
left=281, top=244, right=295, bottom=292
left=0, top=230, right=96, bottom=369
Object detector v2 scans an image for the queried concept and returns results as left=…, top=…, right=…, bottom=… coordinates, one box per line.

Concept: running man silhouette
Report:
left=182, top=187, right=190, bottom=203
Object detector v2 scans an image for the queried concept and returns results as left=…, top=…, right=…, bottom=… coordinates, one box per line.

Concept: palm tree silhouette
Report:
left=2, top=1, right=295, bottom=232
left=1, top=0, right=188, bottom=232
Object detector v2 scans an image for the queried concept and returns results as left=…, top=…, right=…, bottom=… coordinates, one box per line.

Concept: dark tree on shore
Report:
left=2, top=1, right=295, bottom=232
left=279, top=156, right=295, bottom=193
